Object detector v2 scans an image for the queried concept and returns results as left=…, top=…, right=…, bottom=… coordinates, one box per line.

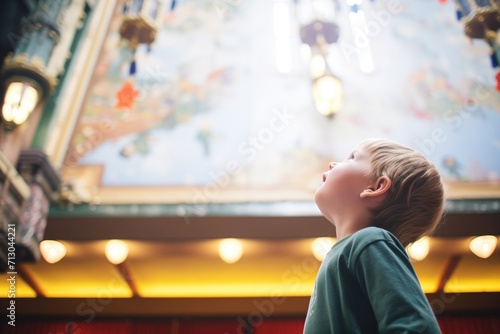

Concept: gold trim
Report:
left=80, top=181, right=500, bottom=205
left=9, top=54, right=50, bottom=75
left=30, top=56, right=46, bottom=71
left=94, top=187, right=314, bottom=205
left=11, top=53, right=28, bottom=64
left=3, top=54, right=56, bottom=89
left=0, top=152, right=31, bottom=200
left=445, top=181, right=500, bottom=200
left=46, top=0, right=118, bottom=166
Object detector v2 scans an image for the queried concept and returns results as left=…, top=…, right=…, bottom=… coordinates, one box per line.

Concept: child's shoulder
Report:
left=353, top=226, right=394, bottom=240
left=348, top=226, right=401, bottom=250
left=331, top=227, right=406, bottom=271
left=341, top=227, right=407, bottom=267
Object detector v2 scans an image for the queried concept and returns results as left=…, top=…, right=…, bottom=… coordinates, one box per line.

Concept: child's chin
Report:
left=313, top=190, right=328, bottom=210
left=313, top=188, right=322, bottom=203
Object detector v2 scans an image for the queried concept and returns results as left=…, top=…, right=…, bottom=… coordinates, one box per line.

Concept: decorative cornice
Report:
left=48, top=198, right=500, bottom=218
left=17, top=149, right=61, bottom=200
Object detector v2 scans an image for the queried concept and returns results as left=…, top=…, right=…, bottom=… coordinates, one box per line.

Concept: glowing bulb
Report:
left=469, top=235, right=497, bottom=259
left=407, top=237, right=430, bottom=261
left=105, top=240, right=129, bottom=264
left=40, top=240, right=66, bottom=264
left=311, top=237, right=337, bottom=261
left=2, top=82, right=39, bottom=125
left=312, top=75, right=342, bottom=116
left=310, top=54, right=326, bottom=78
left=218, top=238, right=243, bottom=264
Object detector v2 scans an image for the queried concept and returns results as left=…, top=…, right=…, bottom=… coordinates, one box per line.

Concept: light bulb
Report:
left=218, top=238, right=243, bottom=264
left=40, top=240, right=66, bottom=264
left=310, top=54, right=326, bottom=78
left=311, top=237, right=336, bottom=261
left=2, top=82, right=39, bottom=125
left=469, top=235, right=497, bottom=259
left=105, top=240, right=129, bottom=264
left=407, top=236, right=430, bottom=261
left=312, top=75, right=342, bottom=116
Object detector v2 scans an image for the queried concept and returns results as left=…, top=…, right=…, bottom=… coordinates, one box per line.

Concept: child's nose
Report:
left=329, top=162, right=337, bottom=170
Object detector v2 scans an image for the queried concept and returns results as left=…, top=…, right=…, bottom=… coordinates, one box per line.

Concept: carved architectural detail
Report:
left=13, top=149, right=60, bottom=264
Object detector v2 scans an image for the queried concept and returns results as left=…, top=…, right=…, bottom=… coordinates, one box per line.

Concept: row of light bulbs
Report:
left=39, top=235, right=498, bottom=265
left=40, top=239, right=130, bottom=265
left=406, top=235, right=498, bottom=261
left=38, top=238, right=336, bottom=265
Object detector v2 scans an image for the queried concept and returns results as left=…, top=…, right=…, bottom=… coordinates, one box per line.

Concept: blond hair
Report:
left=360, top=138, right=445, bottom=247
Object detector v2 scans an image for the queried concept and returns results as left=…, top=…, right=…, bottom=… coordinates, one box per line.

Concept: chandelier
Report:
left=454, top=0, right=500, bottom=91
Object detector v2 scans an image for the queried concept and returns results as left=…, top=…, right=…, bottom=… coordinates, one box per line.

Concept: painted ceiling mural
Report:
left=62, top=0, right=500, bottom=203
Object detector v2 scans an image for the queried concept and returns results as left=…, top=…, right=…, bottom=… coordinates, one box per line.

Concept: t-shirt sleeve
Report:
left=352, top=239, right=441, bottom=334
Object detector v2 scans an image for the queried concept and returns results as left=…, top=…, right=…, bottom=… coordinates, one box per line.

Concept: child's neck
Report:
left=335, top=226, right=364, bottom=240
left=332, top=211, right=372, bottom=241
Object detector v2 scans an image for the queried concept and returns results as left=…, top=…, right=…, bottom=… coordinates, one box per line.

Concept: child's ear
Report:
left=360, top=176, right=391, bottom=198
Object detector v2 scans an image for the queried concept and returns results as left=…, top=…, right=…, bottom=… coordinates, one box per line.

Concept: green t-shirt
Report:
left=304, top=227, right=441, bottom=334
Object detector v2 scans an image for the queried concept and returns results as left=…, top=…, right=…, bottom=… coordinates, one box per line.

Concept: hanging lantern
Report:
left=300, top=18, right=343, bottom=117
left=455, top=0, right=500, bottom=39
left=300, top=20, right=340, bottom=47
left=120, top=0, right=163, bottom=51
left=454, top=0, right=500, bottom=91
left=0, top=0, right=70, bottom=130
left=312, top=70, right=343, bottom=118
left=119, top=0, right=164, bottom=79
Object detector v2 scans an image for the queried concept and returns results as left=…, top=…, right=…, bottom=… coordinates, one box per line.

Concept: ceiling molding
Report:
left=45, top=210, right=500, bottom=241
left=49, top=199, right=500, bottom=219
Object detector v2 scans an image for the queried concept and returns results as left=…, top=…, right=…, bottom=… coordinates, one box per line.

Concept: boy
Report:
left=304, top=138, right=444, bottom=333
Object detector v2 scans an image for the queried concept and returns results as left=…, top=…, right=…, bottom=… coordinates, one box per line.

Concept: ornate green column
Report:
left=1, top=0, right=71, bottom=101
left=0, top=0, right=75, bottom=270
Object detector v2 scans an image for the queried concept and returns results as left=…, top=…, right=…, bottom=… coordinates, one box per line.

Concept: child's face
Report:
left=314, top=145, right=373, bottom=221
